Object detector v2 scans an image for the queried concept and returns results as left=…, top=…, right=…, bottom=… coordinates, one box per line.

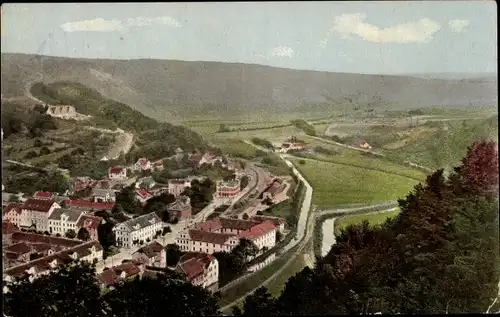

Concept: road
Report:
left=5, top=159, right=68, bottom=174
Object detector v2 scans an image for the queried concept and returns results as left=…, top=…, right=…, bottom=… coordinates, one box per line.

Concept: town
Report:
left=2, top=147, right=295, bottom=292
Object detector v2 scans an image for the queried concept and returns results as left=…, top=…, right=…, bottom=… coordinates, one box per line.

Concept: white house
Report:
left=3, top=203, right=23, bottom=227
left=92, top=188, right=116, bottom=203
left=113, top=212, right=163, bottom=249
left=134, top=158, right=151, bottom=171
left=108, top=167, right=128, bottom=181
left=168, top=179, right=191, bottom=197
left=48, top=208, right=83, bottom=236
left=135, top=176, right=156, bottom=189
left=131, top=241, right=166, bottom=268
left=20, top=199, right=61, bottom=232
left=175, top=252, right=219, bottom=291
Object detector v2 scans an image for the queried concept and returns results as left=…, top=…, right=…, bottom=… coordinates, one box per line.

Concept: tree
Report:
left=33, top=139, right=43, bottom=147
left=162, top=226, right=171, bottom=235
left=39, top=146, right=51, bottom=156
left=115, top=185, right=139, bottom=215
left=24, top=150, right=37, bottom=159
left=98, top=222, right=116, bottom=253
left=299, top=160, right=305, bottom=165
left=454, top=139, right=498, bottom=197
left=65, top=229, right=77, bottom=239
left=77, top=227, right=91, bottom=241
left=166, top=244, right=184, bottom=267
left=242, top=213, right=249, bottom=220
left=239, top=140, right=500, bottom=315
left=4, top=260, right=105, bottom=317
left=275, top=231, right=283, bottom=242
left=239, top=287, right=277, bottom=316
left=240, top=175, right=249, bottom=190
left=103, top=274, right=221, bottom=316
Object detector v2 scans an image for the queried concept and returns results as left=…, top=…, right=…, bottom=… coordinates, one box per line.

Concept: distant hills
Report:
left=1, top=53, right=497, bottom=120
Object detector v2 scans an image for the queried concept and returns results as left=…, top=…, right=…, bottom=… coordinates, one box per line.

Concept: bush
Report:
left=39, top=146, right=51, bottom=156
left=34, top=139, right=43, bottom=147
left=24, top=151, right=38, bottom=159
left=299, top=160, right=306, bottom=165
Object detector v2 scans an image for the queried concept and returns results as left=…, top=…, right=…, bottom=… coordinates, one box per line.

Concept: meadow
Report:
left=334, top=209, right=400, bottom=235
left=290, top=157, right=421, bottom=208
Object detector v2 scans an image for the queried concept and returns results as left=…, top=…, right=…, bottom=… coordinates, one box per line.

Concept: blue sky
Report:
left=1, top=2, right=497, bottom=74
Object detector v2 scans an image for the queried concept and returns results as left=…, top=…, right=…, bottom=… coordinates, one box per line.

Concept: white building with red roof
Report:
left=359, top=140, right=372, bottom=149
left=175, top=217, right=279, bottom=255
left=175, top=252, right=218, bottom=291
left=135, top=189, right=153, bottom=204
left=33, top=191, right=55, bottom=200
left=108, top=166, right=128, bottom=181
left=76, top=215, right=103, bottom=241
left=20, top=199, right=61, bottom=232
left=216, top=179, right=241, bottom=198
left=134, top=158, right=152, bottom=172
left=3, top=203, right=23, bottom=227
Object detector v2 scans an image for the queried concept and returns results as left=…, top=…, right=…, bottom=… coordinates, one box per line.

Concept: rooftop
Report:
left=63, top=200, right=115, bottom=211
left=48, top=208, right=83, bottom=222
left=132, top=241, right=164, bottom=258
left=22, top=198, right=56, bottom=213
left=118, top=212, right=162, bottom=232
left=176, top=252, right=215, bottom=281
left=5, top=240, right=103, bottom=278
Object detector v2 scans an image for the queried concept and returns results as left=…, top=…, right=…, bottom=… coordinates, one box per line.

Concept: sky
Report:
left=1, top=2, right=497, bottom=74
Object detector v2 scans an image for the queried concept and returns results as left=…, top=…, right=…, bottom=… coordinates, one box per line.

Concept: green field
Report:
left=299, top=144, right=427, bottom=181
left=210, top=138, right=263, bottom=159
left=386, top=116, right=498, bottom=169
left=334, top=209, right=400, bottom=235
left=291, top=158, right=421, bottom=208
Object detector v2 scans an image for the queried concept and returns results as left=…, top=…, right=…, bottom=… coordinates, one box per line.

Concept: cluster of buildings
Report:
left=1, top=147, right=290, bottom=293
left=2, top=225, right=103, bottom=283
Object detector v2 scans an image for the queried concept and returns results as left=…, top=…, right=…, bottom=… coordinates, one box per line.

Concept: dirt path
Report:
left=84, top=127, right=134, bottom=159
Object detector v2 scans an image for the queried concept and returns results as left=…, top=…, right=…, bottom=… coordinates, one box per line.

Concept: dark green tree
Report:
left=103, top=274, right=221, bottom=316
left=4, top=260, right=104, bottom=317
left=77, top=227, right=91, bottom=241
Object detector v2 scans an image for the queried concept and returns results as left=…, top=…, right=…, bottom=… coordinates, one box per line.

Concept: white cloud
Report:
left=270, top=46, right=294, bottom=58
left=60, top=18, right=126, bottom=33
left=61, top=16, right=182, bottom=33
left=448, top=19, right=470, bottom=33
left=321, top=13, right=441, bottom=45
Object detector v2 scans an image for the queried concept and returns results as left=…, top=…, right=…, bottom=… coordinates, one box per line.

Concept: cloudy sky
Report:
left=1, top=2, right=496, bottom=74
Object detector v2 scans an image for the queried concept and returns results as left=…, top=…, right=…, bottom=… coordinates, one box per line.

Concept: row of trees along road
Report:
left=235, top=139, right=499, bottom=315
left=3, top=140, right=498, bottom=316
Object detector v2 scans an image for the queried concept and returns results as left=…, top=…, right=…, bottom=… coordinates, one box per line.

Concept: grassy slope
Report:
left=334, top=209, right=400, bottom=235
left=386, top=116, right=498, bottom=169
left=291, top=157, right=421, bottom=208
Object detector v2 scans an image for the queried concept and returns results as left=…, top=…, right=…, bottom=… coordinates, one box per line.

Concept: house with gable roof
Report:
left=131, top=241, right=166, bottom=268
left=48, top=208, right=83, bottom=236
left=113, top=212, right=163, bottom=248
left=175, top=252, right=219, bottom=291
left=20, top=198, right=61, bottom=232
left=134, top=158, right=152, bottom=172
left=166, top=196, right=192, bottom=221
left=108, top=166, right=128, bottom=181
